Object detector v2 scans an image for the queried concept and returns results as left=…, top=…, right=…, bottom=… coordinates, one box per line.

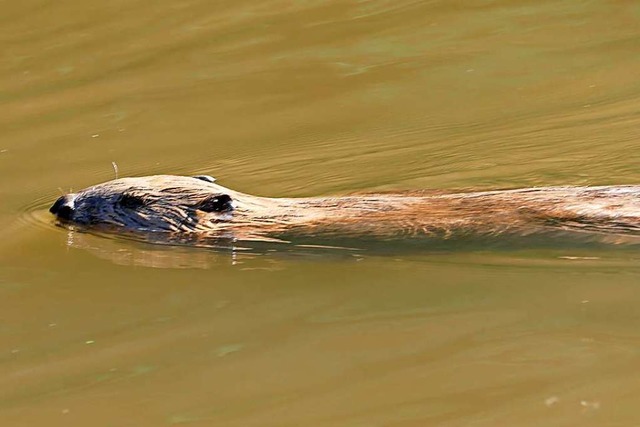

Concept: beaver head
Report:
left=50, top=175, right=234, bottom=233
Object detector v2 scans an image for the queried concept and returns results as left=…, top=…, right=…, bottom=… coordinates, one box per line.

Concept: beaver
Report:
left=49, top=175, right=640, bottom=247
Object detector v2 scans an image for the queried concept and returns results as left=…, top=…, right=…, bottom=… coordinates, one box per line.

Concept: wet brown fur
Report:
left=51, top=175, right=640, bottom=245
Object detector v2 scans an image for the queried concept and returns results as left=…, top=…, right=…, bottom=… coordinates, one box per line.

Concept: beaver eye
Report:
left=196, top=194, right=233, bottom=213
left=118, top=193, right=146, bottom=209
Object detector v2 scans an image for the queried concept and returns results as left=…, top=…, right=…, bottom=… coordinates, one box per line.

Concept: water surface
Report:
left=2, top=1, right=640, bottom=425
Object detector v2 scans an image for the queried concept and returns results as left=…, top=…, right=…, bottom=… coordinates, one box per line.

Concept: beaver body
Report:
left=49, top=175, right=640, bottom=246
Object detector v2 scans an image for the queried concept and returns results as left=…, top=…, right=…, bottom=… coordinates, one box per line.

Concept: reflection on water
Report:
left=2, top=0, right=640, bottom=425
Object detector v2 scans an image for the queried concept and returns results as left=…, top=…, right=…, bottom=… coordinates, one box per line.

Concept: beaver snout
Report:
left=50, top=194, right=76, bottom=221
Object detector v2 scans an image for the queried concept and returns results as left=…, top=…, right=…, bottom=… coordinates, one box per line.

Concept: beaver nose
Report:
left=49, top=195, right=76, bottom=220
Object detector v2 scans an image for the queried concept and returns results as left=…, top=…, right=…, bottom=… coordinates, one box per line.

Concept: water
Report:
left=1, top=0, right=640, bottom=425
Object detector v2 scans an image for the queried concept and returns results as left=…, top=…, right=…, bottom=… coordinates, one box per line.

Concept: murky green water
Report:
left=2, top=1, right=640, bottom=425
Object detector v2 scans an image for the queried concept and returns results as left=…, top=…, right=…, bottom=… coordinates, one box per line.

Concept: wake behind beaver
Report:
left=49, top=175, right=640, bottom=248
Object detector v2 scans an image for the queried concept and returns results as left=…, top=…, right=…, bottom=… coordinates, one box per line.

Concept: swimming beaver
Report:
left=49, top=175, right=640, bottom=246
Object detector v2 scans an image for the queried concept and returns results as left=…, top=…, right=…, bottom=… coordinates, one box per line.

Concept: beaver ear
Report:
left=196, top=194, right=233, bottom=213
left=192, top=175, right=216, bottom=183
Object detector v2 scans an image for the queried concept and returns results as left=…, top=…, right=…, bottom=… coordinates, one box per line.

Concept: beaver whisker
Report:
left=112, top=161, right=119, bottom=180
